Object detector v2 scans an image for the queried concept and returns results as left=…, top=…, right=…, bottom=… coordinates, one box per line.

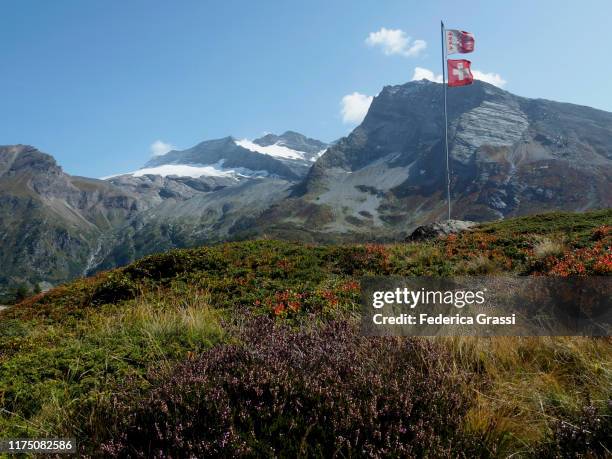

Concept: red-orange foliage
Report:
left=548, top=242, right=610, bottom=276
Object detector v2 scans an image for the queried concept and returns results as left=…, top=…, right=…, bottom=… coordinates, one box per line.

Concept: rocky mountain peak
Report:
left=253, top=131, right=328, bottom=158
left=0, top=145, right=63, bottom=178
left=290, top=78, right=612, bottom=231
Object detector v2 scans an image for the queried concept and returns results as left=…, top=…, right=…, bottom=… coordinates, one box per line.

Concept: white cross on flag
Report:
left=447, top=59, right=473, bottom=87
left=446, top=29, right=475, bottom=54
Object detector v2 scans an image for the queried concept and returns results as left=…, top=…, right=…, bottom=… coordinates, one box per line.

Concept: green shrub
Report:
left=91, top=271, right=137, bottom=305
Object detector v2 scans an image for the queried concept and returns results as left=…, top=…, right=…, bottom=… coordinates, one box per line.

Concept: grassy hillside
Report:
left=0, top=210, right=610, bottom=457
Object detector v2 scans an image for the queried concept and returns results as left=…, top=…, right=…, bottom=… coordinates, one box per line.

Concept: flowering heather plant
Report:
left=100, top=318, right=471, bottom=457
left=538, top=400, right=612, bottom=458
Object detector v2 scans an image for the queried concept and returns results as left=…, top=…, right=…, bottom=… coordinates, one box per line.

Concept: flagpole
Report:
left=440, top=20, right=451, bottom=221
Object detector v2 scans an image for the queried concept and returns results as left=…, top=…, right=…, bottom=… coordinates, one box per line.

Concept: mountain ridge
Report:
left=1, top=82, right=611, bottom=295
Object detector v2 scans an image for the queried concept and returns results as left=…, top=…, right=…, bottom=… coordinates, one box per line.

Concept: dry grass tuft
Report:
left=533, top=237, right=566, bottom=259
left=462, top=254, right=501, bottom=274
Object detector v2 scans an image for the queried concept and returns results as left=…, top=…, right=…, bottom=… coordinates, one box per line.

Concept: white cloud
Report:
left=150, top=140, right=176, bottom=157
left=471, top=70, right=507, bottom=88
left=410, top=67, right=507, bottom=88
left=340, top=92, right=373, bottom=124
left=366, top=28, right=426, bottom=57
left=411, top=67, right=443, bottom=83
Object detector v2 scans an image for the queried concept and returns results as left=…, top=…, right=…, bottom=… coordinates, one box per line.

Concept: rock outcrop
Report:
left=407, top=220, right=477, bottom=242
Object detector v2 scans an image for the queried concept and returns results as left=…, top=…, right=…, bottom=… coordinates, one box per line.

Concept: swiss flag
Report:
left=446, top=29, right=475, bottom=54
left=447, top=59, right=473, bottom=87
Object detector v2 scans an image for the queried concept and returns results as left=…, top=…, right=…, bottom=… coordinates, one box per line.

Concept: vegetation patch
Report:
left=0, top=210, right=610, bottom=456
left=100, top=319, right=474, bottom=457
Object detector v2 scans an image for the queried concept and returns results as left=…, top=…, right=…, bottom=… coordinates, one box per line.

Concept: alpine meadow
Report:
left=0, top=1, right=611, bottom=457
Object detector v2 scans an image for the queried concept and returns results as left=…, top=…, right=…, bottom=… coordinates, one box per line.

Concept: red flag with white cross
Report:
left=447, top=59, right=473, bottom=87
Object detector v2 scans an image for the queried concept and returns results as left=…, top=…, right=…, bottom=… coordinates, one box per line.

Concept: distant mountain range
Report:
left=1, top=80, right=611, bottom=294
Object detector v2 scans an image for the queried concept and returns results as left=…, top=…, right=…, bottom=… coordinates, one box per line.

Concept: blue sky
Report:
left=2, top=0, right=611, bottom=177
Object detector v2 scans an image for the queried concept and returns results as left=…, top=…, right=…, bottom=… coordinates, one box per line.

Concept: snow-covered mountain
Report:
left=112, top=131, right=328, bottom=182
left=241, top=131, right=328, bottom=162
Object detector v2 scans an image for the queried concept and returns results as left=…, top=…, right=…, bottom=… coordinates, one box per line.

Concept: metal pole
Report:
left=441, top=20, right=451, bottom=221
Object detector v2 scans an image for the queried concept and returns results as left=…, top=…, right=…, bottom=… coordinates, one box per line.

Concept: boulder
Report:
left=407, top=220, right=477, bottom=242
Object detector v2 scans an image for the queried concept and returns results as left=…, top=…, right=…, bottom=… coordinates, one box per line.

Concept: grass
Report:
left=0, top=287, right=224, bottom=440
left=0, top=209, right=610, bottom=456
left=445, top=336, right=611, bottom=453
left=532, top=236, right=566, bottom=259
